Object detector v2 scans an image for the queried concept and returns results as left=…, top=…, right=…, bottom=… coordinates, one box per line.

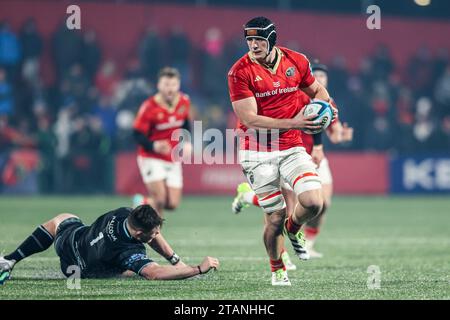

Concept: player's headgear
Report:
left=311, top=59, right=328, bottom=74
left=244, top=16, right=277, bottom=55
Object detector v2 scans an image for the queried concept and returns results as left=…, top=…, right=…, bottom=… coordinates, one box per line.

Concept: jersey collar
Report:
left=154, top=93, right=180, bottom=112
left=123, top=218, right=132, bottom=240
left=248, top=46, right=283, bottom=75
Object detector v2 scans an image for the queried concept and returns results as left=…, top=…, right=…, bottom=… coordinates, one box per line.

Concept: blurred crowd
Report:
left=0, top=18, right=449, bottom=193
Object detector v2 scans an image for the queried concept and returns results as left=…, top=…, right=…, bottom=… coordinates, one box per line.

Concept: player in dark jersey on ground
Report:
left=0, top=205, right=219, bottom=284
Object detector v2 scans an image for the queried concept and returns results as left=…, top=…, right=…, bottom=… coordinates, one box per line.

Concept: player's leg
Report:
left=143, top=180, right=167, bottom=213
left=279, top=183, right=297, bottom=270
left=164, top=162, right=183, bottom=210
left=135, top=156, right=167, bottom=213
left=240, top=150, right=290, bottom=286
left=281, top=148, right=323, bottom=260
left=0, top=213, right=78, bottom=284
left=305, top=158, right=333, bottom=258
left=259, top=195, right=290, bottom=286
left=165, top=187, right=182, bottom=210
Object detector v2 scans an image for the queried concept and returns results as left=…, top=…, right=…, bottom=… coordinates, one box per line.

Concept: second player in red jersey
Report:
left=133, top=67, right=192, bottom=215
left=134, top=88, right=191, bottom=163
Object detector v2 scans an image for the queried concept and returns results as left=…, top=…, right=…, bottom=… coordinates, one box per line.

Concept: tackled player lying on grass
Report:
left=0, top=204, right=219, bottom=284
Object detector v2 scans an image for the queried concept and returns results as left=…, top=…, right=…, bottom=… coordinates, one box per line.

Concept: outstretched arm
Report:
left=140, top=256, right=219, bottom=280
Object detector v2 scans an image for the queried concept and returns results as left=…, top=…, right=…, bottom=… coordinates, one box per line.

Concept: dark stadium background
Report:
left=0, top=0, right=449, bottom=196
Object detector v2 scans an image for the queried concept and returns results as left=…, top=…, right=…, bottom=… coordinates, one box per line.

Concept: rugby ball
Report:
left=302, top=100, right=333, bottom=134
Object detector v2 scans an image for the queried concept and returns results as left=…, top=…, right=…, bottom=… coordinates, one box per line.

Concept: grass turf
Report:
left=0, top=195, right=449, bottom=300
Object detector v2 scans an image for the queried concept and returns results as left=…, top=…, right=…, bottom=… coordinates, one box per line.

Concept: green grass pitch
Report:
left=0, top=195, right=449, bottom=299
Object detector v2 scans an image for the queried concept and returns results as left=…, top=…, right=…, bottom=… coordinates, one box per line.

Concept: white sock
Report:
left=243, top=191, right=256, bottom=204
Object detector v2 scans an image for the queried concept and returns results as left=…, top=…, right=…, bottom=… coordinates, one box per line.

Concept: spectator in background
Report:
left=61, top=63, right=90, bottom=113
left=201, top=27, right=227, bottom=105
left=395, top=87, right=415, bottom=152
left=434, top=65, right=450, bottom=116
left=167, top=26, right=192, bottom=90
left=433, top=48, right=449, bottom=81
left=92, top=95, right=117, bottom=142
left=364, top=84, right=395, bottom=151
left=88, top=115, right=113, bottom=193
left=53, top=102, right=75, bottom=193
left=114, top=59, right=152, bottom=112
left=52, top=21, right=83, bottom=80
left=438, top=116, right=450, bottom=150
left=412, top=97, right=441, bottom=152
left=328, top=56, right=349, bottom=103
left=69, top=116, right=93, bottom=193
left=95, top=60, right=120, bottom=98
left=68, top=115, right=111, bottom=193
left=36, top=114, right=57, bottom=193
left=0, top=114, right=35, bottom=191
left=19, top=18, right=42, bottom=87
left=0, top=21, right=21, bottom=79
left=81, top=30, right=101, bottom=81
left=371, top=44, right=394, bottom=81
left=139, top=26, right=164, bottom=83
left=407, top=46, right=434, bottom=96
left=0, top=68, right=13, bottom=115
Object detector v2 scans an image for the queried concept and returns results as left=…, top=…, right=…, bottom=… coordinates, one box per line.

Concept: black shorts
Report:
left=54, top=217, right=86, bottom=277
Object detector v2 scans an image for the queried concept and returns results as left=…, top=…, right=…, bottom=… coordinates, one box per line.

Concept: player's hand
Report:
left=341, top=123, right=353, bottom=142
left=292, top=106, right=322, bottom=131
left=311, top=145, right=324, bottom=167
left=199, top=256, right=220, bottom=274
left=331, top=105, right=339, bottom=121
left=154, top=140, right=171, bottom=155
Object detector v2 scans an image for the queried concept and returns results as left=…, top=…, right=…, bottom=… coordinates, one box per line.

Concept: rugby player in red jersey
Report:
left=233, top=61, right=353, bottom=264
left=228, top=16, right=333, bottom=286
left=133, top=67, right=192, bottom=215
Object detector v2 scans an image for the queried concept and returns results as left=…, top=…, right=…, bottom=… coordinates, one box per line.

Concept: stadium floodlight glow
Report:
left=414, top=0, right=431, bottom=6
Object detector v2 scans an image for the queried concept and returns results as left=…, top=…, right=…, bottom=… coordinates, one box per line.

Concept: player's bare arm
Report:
left=147, top=233, right=186, bottom=266
left=140, top=256, right=219, bottom=280
left=232, top=96, right=320, bottom=131
left=301, top=79, right=331, bottom=103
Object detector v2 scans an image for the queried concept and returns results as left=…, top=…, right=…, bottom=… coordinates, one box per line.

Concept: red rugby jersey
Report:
left=133, top=93, right=190, bottom=162
left=228, top=46, right=316, bottom=151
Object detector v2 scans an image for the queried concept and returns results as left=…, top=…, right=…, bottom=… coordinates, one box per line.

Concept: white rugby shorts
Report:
left=137, top=156, right=183, bottom=188
left=239, top=147, right=322, bottom=213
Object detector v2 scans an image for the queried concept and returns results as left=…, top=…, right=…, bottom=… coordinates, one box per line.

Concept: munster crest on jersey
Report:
left=286, top=66, right=296, bottom=77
